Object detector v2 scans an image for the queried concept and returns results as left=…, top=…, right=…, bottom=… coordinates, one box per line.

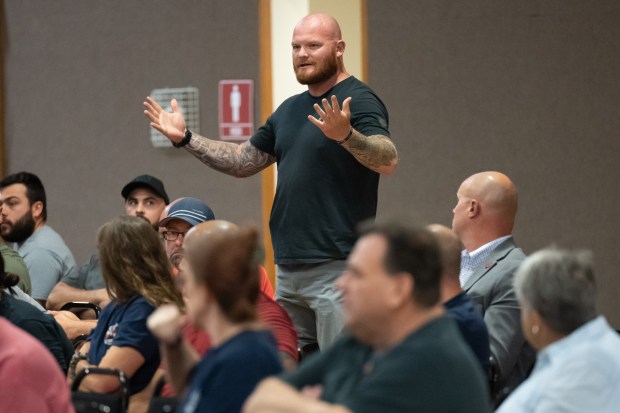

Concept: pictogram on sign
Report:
left=219, top=80, right=254, bottom=141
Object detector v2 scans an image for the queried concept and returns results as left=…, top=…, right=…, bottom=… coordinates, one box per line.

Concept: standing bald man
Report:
left=145, top=13, right=398, bottom=351
left=452, top=171, right=535, bottom=405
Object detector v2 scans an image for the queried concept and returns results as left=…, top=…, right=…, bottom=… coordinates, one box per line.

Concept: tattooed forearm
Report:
left=185, top=134, right=276, bottom=178
left=342, top=130, right=398, bottom=175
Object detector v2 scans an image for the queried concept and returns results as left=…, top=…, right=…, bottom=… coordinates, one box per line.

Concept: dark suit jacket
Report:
left=463, top=237, right=535, bottom=402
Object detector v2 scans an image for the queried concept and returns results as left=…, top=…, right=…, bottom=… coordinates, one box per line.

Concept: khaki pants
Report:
left=275, top=260, right=345, bottom=352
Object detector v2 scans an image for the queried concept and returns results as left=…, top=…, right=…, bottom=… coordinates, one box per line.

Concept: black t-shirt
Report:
left=282, top=317, right=492, bottom=413
left=251, top=77, right=390, bottom=263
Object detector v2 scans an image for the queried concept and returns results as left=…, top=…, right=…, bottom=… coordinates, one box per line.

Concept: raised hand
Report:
left=307, top=95, right=352, bottom=142
left=143, top=97, right=186, bottom=143
left=147, top=303, right=185, bottom=345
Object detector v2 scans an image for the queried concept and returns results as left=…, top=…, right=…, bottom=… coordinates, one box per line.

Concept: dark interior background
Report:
left=5, top=1, right=619, bottom=325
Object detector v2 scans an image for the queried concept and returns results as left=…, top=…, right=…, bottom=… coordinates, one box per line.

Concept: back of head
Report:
left=97, top=215, right=183, bottom=307
left=358, top=220, right=442, bottom=308
left=427, top=224, right=462, bottom=280
left=515, top=248, right=597, bottom=335
left=0, top=171, right=47, bottom=221
left=184, top=223, right=259, bottom=323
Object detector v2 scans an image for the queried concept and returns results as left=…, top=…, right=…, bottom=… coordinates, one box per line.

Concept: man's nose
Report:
left=297, top=46, right=309, bottom=57
left=175, top=234, right=185, bottom=246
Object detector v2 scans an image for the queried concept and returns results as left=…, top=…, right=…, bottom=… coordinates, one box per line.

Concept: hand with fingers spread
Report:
left=308, top=95, right=352, bottom=142
left=143, top=97, right=186, bottom=144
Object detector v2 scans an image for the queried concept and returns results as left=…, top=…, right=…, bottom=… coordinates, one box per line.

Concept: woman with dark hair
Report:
left=148, top=223, right=282, bottom=413
left=70, top=215, right=183, bottom=411
left=0, top=254, right=73, bottom=372
left=497, top=248, right=620, bottom=412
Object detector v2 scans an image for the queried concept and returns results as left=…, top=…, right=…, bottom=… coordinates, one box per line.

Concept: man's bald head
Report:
left=294, top=13, right=342, bottom=41
left=427, top=224, right=462, bottom=280
left=453, top=171, right=518, bottom=250
left=185, top=220, right=239, bottom=242
left=461, top=172, right=518, bottom=218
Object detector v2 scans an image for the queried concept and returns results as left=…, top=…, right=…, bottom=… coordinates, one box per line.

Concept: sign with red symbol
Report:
left=218, top=80, right=254, bottom=141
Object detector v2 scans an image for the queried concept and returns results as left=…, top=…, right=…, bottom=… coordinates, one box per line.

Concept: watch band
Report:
left=173, top=129, right=192, bottom=148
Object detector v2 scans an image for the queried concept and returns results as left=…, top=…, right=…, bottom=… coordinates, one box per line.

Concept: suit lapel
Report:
left=463, top=237, right=517, bottom=292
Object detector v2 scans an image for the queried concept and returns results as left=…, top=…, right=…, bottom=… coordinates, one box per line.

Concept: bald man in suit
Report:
left=452, top=171, right=535, bottom=405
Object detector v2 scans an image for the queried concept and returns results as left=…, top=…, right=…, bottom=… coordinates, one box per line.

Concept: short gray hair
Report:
left=514, top=248, right=597, bottom=335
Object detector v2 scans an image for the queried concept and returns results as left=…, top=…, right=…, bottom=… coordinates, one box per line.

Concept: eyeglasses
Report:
left=161, top=230, right=188, bottom=241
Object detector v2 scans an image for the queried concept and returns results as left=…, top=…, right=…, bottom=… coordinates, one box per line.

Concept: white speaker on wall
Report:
left=149, top=87, right=200, bottom=148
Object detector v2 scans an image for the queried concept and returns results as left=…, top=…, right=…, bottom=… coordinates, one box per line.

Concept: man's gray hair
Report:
left=514, top=248, right=597, bottom=335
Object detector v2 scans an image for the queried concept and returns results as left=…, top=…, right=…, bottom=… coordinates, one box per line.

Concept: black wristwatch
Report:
left=173, top=129, right=192, bottom=148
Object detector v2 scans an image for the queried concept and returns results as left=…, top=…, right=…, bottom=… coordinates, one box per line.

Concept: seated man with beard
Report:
left=0, top=172, right=77, bottom=307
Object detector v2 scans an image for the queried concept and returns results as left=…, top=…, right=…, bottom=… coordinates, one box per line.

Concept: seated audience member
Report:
left=452, top=171, right=534, bottom=403
left=0, top=316, right=74, bottom=413
left=148, top=224, right=283, bottom=413
left=497, top=248, right=620, bottom=412
left=0, top=172, right=77, bottom=306
left=159, top=197, right=274, bottom=299
left=428, top=224, right=490, bottom=372
left=151, top=211, right=298, bottom=398
left=47, top=174, right=169, bottom=311
left=0, top=254, right=73, bottom=372
left=69, top=216, right=183, bottom=412
left=244, top=221, right=491, bottom=413
left=0, top=237, right=31, bottom=294
left=159, top=211, right=297, bottom=372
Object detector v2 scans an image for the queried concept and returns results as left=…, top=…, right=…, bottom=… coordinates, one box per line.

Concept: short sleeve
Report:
left=23, top=249, right=64, bottom=300
left=249, top=118, right=276, bottom=156
left=59, top=264, right=85, bottom=289
left=111, top=300, right=159, bottom=361
left=350, top=89, right=390, bottom=138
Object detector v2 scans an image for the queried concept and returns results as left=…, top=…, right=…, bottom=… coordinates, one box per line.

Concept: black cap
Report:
left=121, top=175, right=170, bottom=204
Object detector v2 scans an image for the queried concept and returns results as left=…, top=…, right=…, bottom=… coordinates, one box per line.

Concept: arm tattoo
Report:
left=343, top=131, right=398, bottom=174
left=185, top=134, right=276, bottom=178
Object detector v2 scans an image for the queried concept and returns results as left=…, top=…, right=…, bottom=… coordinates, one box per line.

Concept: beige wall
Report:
left=309, top=0, right=364, bottom=80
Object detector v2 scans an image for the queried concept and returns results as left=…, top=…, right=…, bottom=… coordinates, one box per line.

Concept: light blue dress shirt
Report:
left=459, top=235, right=511, bottom=287
left=496, top=316, right=620, bottom=413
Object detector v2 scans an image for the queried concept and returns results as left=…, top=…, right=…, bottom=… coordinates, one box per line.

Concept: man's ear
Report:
left=336, top=40, right=346, bottom=58
left=468, top=199, right=480, bottom=218
left=388, top=272, right=414, bottom=308
left=31, top=201, right=44, bottom=221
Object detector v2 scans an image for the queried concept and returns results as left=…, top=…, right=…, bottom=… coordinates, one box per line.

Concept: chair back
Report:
left=71, top=367, right=129, bottom=413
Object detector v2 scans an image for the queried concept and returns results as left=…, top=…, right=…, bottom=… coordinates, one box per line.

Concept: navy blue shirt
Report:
left=178, top=330, right=282, bottom=413
left=88, top=295, right=159, bottom=395
left=445, top=291, right=491, bottom=372
left=250, top=76, right=390, bottom=264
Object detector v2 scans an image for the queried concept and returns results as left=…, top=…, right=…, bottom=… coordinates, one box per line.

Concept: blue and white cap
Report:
left=159, top=197, right=215, bottom=227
